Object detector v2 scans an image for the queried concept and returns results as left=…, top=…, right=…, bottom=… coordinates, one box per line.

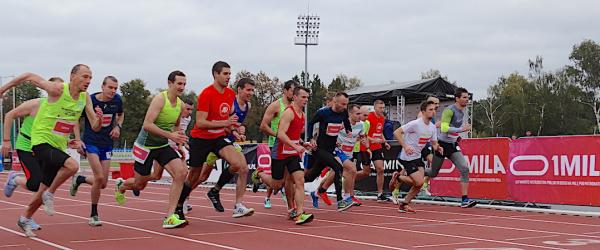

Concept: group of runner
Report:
left=1, top=62, right=477, bottom=237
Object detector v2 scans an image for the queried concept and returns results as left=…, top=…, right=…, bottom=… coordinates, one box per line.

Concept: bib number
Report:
left=133, top=142, right=150, bottom=164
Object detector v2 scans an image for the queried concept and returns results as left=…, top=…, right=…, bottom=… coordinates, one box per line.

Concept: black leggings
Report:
left=304, top=148, right=343, bottom=201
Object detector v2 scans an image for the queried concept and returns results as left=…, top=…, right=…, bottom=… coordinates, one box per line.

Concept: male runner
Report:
left=2, top=77, right=64, bottom=231
left=176, top=61, right=254, bottom=220
left=428, top=87, right=477, bottom=208
left=391, top=100, right=441, bottom=213
left=312, top=104, right=364, bottom=208
left=305, top=92, right=354, bottom=211
left=0, top=65, right=102, bottom=237
left=368, top=100, right=391, bottom=202
left=114, top=70, right=189, bottom=228
left=257, top=80, right=297, bottom=209
left=70, top=75, right=124, bottom=226
left=254, top=86, right=314, bottom=224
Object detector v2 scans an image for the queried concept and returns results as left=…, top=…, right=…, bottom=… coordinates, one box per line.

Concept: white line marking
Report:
left=413, top=241, right=477, bottom=248
left=506, top=235, right=562, bottom=241
left=0, top=225, right=72, bottom=250
left=71, top=236, right=152, bottom=243
left=190, top=230, right=257, bottom=236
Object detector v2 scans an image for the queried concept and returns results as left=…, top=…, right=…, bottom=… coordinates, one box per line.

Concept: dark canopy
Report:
left=347, top=77, right=458, bottom=105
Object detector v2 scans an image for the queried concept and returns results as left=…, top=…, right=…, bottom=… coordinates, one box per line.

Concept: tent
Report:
left=347, top=76, right=472, bottom=125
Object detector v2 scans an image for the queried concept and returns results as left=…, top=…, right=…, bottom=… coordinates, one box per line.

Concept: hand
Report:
left=94, top=106, right=103, bottom=118
left=436, top=146, right=444, bottom=156
left=68, top=139, right=86, bottom=157
left=384, top=142, right=391, bottom=150
left=109, top=126, right=121, bottom=140
left=403, top=145, right=414, bottom=155
left=435, top=121, right=441, bottom=128
left=360, top=136, right=367, bottom=145
left=2, top=140, right=11, bottom=157
left=293, top=144, right=306, bottom=154
left=177, top=146, right=186, bottom=161
left=309, top=139, right=317, bottom=149
left=170, top=130, right=188, bottom=145
left=462, top=124, right=472, bottom=132
left=227, top=114, right=239, bottom=127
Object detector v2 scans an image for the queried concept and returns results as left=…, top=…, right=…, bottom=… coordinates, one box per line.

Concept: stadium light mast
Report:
left=294, top=13, right=320, bottom=141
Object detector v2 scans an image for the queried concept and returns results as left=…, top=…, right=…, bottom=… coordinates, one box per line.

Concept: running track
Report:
left=1, top=172, right=600, bottom=250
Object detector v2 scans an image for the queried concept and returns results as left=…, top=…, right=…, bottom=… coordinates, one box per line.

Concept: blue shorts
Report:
left=335, top=148, right=351, bottom=163
left=85, top=144, right=113, bottom=161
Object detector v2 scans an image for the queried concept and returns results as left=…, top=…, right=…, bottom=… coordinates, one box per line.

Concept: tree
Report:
left=328, top=74, right=363, bottom=93
left=120, top=79, right=151, bottom=148
left=566, top=39, right=600, bottom=132
left=2, top=82, right=41, bottom=121
left=478, top=85, right=504, bottom=136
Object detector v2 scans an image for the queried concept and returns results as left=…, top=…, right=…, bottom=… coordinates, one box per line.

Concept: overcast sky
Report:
left=1, top=0, right=598, bottom=99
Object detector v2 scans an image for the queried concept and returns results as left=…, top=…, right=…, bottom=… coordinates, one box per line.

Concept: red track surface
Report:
left=1, top=172, right=600, bottom=250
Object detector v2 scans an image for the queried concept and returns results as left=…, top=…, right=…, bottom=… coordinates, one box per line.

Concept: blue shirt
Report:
left=228, top=99, right=249, bottom=142
left=307, top=107, right=351, bottom=153
left=83, top=93, right=123, bottom=147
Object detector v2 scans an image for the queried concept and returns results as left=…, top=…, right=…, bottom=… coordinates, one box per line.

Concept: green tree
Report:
left=120, top=79, right=151, bottom=148
left=566, top=39, right=600, bottom=132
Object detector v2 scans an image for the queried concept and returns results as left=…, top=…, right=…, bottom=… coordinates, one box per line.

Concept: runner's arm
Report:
left=143, top=94, right=174, bottom=139
left=306, top=109, right=323, bottom=141
left=84, top=95, right=102, bottom=132
left=259, top=102, right=278, bottom=137
left=0, top=73, right=63, bottom=97
left=440, top=108, right=461, bottom=133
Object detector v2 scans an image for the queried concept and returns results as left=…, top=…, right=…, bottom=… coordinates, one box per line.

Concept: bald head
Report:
left=359, top=106, right=370, bottom=121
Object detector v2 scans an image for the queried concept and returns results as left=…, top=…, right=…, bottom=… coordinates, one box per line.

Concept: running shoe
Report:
left=88, top=215, right=102, bottom=227
left=42, top=191, right=55, bottom=216
left=207, top=188, right=224, bottom=212
left=163, top=214, right=186, bottom=229
left=264, top=198, right=272, bottom=209
left=376, top=193, right=391, bottom=203
left=280, top=188, right=287, bottom=203
left=186, top=202, right=193, bottom=213
left=232, top=204, right=255, bottom=218
left=183, top=200, right=189, bottom=214
left=114, top=178, right=125, bottom=205
left=421, top=180, right=432, bottom=196
left=30, top=218, right=41, bottom=231
left=317, top=191, right=332, bottom=206
left=461, top=199, right=478, bottom=208
left=132, top=189, right=140, bottom=196
left=70, top=174, right=82, bottom=196
left=175, top=208, right=187, bottom=222
left=295, top=212, right=314, bottom=225
left=310, top=191, right=319, bottom=208
left=3, top=171, right=18, bottom=197
left=17, top=216, right=35, bottom=237
left=391, top=188, right=400, bottom=205
left=337, top=197, right=355, bottom=212
left=288, top=209, right=298, bottom=220
left=398, top=203, right=416, bottom=213
left=351, top=196, right=362, bottom=206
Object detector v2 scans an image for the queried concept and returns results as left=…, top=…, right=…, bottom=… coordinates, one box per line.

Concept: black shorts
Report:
left=354, top=151, right=372, bottom=171
left=17, top=150, right=42, bottom=192
left=436, top=141, right=461, bottom=158
left=400, top=158, right=425, bottom=175
left=271, top=156, right=302, bottom=180
left=134, top=146, right=180, bottom=176
left=32, top=144, right=70, bottom=187
left=371, top=148, right=384, bottom=161
left=421, top=145, right=432, bottom=161
left=188, top=136, right=233, bottom=168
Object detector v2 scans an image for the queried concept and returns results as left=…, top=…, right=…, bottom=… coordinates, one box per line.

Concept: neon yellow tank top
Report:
left=268, top=98, right=287, bottom=147
left=135, top=91, right=182, bottom=149
left=15, top=98, right=46, bottom=152
left=31, top=84, right=86, bottom=151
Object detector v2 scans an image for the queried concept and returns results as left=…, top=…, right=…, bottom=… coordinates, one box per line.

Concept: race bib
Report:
left=282, top=140, right=300, bottom=155
left=52, top=120, right=75, bottom=136
left=449, top=132, right=460, bottom=139
left=101, top=114, right=113, bottom=127
left=341, top=144, right=354, bottom=153
left=418, top=135, right=432, bottom=146
left=133, top=142, right=150, bottom=164
left=326, top=123, right=343, bottom=136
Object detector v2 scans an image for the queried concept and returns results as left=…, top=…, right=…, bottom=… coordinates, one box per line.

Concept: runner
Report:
left=353, top=105, right=372, bottom=181
left=2, top=77, right=64, bottom=231
left=256, top=80, right=297, bottom=209
left=311, top=104, right=364, bottom=208
left=428, top=87, right=477, bottom=208
left=0, top=65, right=103, bottom=237
left=253, top=86, right=314, bottom=224
left=176, top=61, right=254, bottom=220
left=390, top=100, right=441, bottom=213
left=114, top=70, right=189, bottom=229
left=69, top=75, right=123, bottom=226
left=175, top=77, right=254, bottom=216
left=390, top=96, right=440, bottom=204
left=368, top=100, right=392, bottom=202
left=304, top=92, right=354, bottom=211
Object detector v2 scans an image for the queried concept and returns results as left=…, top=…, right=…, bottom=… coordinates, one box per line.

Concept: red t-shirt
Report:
left=190, top=84, right=236, bottom=139
left=367, top=111, right=385, bottom=150
left=276, top=106, right=305, bottom=159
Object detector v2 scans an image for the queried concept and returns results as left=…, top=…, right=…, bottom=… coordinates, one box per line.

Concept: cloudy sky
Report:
left=1, top=0, right=598, bottom=99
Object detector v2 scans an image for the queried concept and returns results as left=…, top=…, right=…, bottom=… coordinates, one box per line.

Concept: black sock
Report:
left=462, top=195, right=468, bottom=201
left=216, top=169, right=234, bottom=190
left=76, top=175, right=87, bottom=185
left=91, top=204, right=98, bottom=217
left=318, top=187, right=327, bottom=194
left=178, top=182, right=193, bottom=205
